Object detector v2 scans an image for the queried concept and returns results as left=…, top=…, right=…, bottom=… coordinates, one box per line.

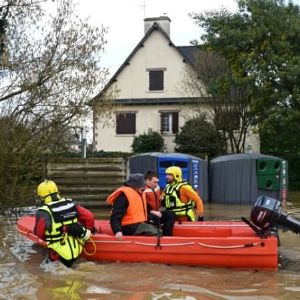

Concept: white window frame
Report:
left=161, top=112, right=173, bottom=134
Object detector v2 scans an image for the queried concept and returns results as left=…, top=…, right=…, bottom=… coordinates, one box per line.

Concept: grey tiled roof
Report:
left=177, top=46, right=199, bottom=66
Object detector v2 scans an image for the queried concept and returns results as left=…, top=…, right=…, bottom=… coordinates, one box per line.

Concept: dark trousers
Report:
left=122, top=222, right=158, bottom=236
left=149, top=210, right=176, bottom=236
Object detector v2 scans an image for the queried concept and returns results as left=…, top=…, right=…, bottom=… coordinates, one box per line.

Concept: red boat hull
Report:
left=17, top=216, right=278, bottom=269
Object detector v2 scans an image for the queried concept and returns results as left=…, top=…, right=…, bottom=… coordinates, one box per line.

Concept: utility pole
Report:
left=81, top=127, right=88, bottom=159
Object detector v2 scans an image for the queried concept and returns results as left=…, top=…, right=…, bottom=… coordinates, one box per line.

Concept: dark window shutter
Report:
left=172, top=112, right=178, bottom=134
left=116, top=113, right=136, bottom=134
left=149, top=70, right=164, bottom=91
left=160, top=113, right=164, bottom=133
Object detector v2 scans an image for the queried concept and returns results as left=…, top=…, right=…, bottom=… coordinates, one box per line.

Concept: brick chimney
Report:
left=144, top=16, right=171, bottom=37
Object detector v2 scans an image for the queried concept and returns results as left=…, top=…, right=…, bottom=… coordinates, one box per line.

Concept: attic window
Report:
left=149, top=70, right=164, bottom=91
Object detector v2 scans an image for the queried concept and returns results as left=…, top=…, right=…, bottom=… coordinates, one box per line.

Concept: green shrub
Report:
left=175, top=116, right=225, bottom=159
left=131, top=129, right=164, bottom=153
left=61, top=150, right=131, bottom=158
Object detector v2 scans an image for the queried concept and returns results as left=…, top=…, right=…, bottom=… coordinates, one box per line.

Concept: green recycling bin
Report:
left=256, top=158, right=281, bottom=191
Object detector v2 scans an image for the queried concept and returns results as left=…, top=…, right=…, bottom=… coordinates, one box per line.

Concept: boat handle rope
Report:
left=86, top=240, right=132, bottom=244
left=134, top=241, right=195, bottom=247
left=19, top=228, right=261, bottom=252
left=198, top=242, right=259, bottom=249
left=82, top=237, right=97, bottom=256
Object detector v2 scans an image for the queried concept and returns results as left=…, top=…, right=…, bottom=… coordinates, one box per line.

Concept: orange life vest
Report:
left=144, top=185, right=161, bottom=211
left=106, top=186, right=147, bottom=226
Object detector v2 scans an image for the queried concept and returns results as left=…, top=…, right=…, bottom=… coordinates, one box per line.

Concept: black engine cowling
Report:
left=251, top=196, right=300, bottom=235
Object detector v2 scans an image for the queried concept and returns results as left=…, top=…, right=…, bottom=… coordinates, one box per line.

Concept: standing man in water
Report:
left=34, top=180, right=94, bottom=267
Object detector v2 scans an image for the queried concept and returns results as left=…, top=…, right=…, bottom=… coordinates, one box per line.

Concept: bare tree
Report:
left=0, top=0, right=110, bottom=208
left=183, top=49, right=253, bottom=153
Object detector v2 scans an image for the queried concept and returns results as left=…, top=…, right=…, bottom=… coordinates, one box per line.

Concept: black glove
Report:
left=198, top=216, right=204, bottom=222
left=65, top=223, right=85, bottom=237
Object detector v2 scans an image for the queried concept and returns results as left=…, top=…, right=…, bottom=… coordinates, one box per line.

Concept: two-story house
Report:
left=92, top=16, right=260, bottom=153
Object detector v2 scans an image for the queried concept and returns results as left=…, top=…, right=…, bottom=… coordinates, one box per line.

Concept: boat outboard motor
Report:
left=251, top=195, right=300, bottom=234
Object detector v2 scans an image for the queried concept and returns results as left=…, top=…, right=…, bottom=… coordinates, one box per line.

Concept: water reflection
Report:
left=36, top=278, right=83, bottom=300
left=0, top=193, right=299, bottom=299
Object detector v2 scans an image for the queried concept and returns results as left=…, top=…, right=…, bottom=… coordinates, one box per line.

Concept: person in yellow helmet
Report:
left=161, top=166, right=204, bottom=222
left=34, top=180, right=95, bottom=267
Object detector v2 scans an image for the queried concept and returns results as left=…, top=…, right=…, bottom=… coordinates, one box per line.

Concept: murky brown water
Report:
left=1, top=192, right=300, bottom=300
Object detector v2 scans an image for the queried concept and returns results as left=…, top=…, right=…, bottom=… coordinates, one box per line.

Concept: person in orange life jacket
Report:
left=106, top=173, right=158, bottom=241
left=34, top=180, right=95, bottom=267
left=144, top=170, right=176, bottom=236
left=161, top=166, right=204, bottom=222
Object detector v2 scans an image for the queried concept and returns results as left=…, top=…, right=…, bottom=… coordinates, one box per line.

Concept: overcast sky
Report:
left=77, top=0, right=238, bottom=75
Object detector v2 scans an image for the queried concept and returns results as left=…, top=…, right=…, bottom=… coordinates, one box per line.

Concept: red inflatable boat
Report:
left=17, top=216, right=278, bottom=269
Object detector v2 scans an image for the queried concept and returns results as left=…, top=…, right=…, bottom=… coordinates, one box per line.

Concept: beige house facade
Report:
left=92, top=16, right=260, bottom=153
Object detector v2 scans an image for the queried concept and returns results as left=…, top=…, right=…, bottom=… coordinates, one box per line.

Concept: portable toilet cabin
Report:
left=209, top=153, right=288, bottom=205
left=129, top=152, right=208, bottom=203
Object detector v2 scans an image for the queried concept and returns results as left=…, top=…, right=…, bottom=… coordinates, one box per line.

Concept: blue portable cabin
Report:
left=209, top=153, right=288, bottom=205
left=129, top=152, right=208, bottom=203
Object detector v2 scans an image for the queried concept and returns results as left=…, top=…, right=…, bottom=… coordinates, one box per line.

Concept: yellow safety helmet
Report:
left=37, top=180, right=60, bottom=204
left=165, top=166, right=182, bottom=182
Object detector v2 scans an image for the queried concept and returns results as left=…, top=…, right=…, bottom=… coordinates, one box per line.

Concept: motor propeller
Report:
left=250, top=195, right=300, bottom=235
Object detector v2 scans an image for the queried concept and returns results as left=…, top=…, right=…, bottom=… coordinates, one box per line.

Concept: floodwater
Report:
left=1, top=193, right=300, bottom=300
